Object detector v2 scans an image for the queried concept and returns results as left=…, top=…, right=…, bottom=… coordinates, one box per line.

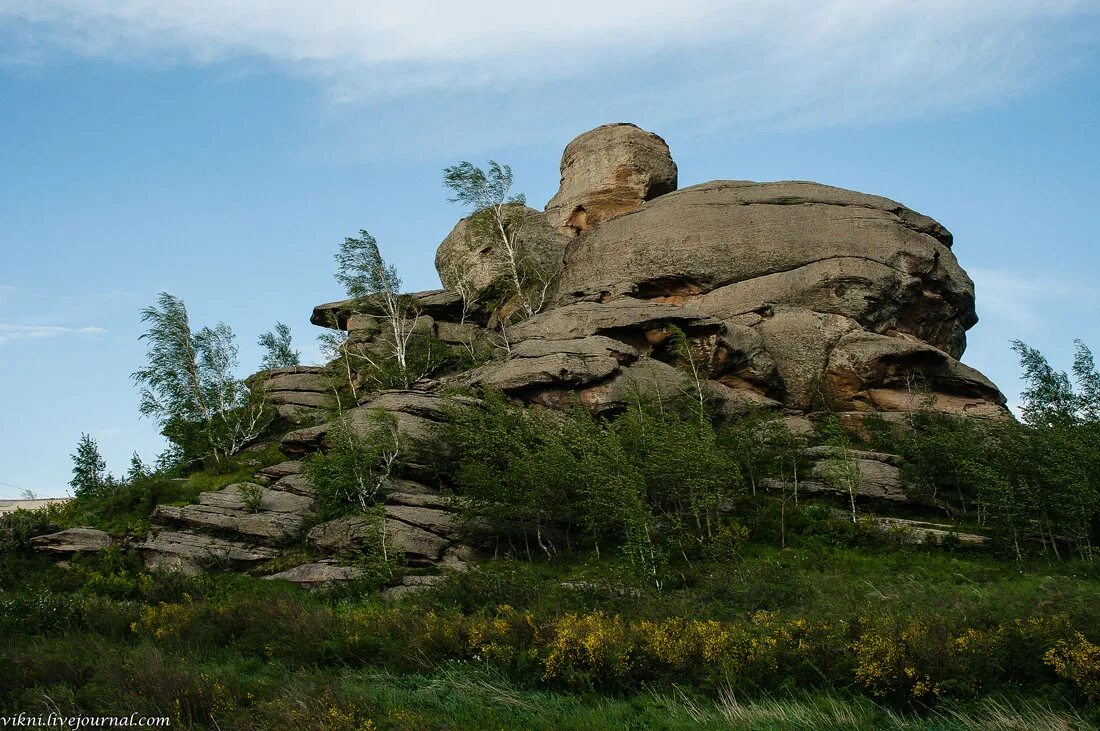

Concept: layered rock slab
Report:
left=555, top=180, right=975, bottom=359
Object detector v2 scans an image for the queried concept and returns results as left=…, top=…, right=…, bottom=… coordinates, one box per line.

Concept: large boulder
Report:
left=555, top=180, right=975, bottom=359
left=264, top=560, right=364, bottom=588
left=308, top=514, right=452, bottom=565
left=824, top=331, right=1006, bottom=411
left=544, top=123, right=677, bottom=237
left=312, top=289, right=464, bottom=330
left=435, top=207, right=569, bottom=303
left=510, top=300, right=721, bottom=344
left=30, top=527, right=112, bottom=556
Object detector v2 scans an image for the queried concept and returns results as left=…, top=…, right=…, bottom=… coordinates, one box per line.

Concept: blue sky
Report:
left=1, top=1, right=1099, bottom=497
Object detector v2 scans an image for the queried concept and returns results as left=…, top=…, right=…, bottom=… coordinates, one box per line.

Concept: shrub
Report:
left=1045, top=632, right=1100, bottom=700
left=0, top=506, right=63, bottom=555
left=303, top=410, right=400, bottom=515
left=238, top=483, right=263, bottom=513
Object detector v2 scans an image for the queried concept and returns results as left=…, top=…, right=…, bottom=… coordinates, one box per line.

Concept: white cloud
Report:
left=1, top=1, right=1097, bottom=127
left=970, top=268, right=1097, bottom=333
left=0, top=323, right=107, bottom=345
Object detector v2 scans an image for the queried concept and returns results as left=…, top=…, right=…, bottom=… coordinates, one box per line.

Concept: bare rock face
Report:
left=542, top=174, right=1006, bottom=418
left=545, top=123, right=677, bottom=236
left=322, top=121, right=1007, bottom=427
left=30, top=527, right=112, bottom=556
left=307, top=514, right=452, bottom=565
left=556, top=181, right=974, bottom=356
left=248, top=366, right=334, bottom=424
left=150, top=480, right=315, bottom=543
left=138, top=530, right=278, bottom=574
left=264, top=560, right=364, bottom=589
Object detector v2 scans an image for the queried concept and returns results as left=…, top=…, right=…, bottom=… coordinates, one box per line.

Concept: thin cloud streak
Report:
left=1, top=1, right=1097, bottom=129
left=970, top=268, right=1097, bottom=333
left=0, top=323, right=107, bottom=345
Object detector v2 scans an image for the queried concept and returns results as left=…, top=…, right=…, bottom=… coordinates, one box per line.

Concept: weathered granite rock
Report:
left=436, top=207, right=569, bottom=299
left=510, top=301, right=721, bottom=344
left=555, top=180, right=974, bottom=359
left=307, top=515, right=374, bottom=553
left=382, top=574, right=446, bottom=600
left=256, top=461, right=303, bottom=481
left=138, top=530, right=278, bottom=573
left=824, top=331, right=1006, bottom=412
left=312, top=289, right=465, bottom=330
left=385, top=504, right=461, bottom=540
left=545, top=123, right=677, bottom=236
left=467, top=352, right=621, bottom=392
left=753, top=309, right=862, bottom=410
left=30, top=527, right=112, bottom=555
left=146, top=478, right=317, bottom=549
left=870, top=516, right=988, bottom=545
left=308, top=514, right=452, bottom=565
left=264, top=560, right=364, bottom=588
left=808, top=457, right=907, bottom=503
left=248, top=367, right=334, bottom=419
left=803, top=446, right=903, bottom=466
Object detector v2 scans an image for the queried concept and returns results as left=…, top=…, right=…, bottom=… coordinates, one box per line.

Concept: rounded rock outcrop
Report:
left=434, top=206, right=569, bottom=303
left=555, top=180, right=975, bottom=360
left=544, top=123, right=677, bottom=237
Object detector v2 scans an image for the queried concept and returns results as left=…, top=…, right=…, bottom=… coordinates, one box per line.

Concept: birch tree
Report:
left=335, top=231, right=423, bottom=389
left=132, top=293, right=269, bottom=466
left=443, top=161, right=553, bottom=320
left=258, top=322, right=300, bottom=369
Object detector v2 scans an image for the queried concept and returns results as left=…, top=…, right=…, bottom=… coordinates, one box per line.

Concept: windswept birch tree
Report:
left=132, top=292, right=269, bottom=466
left=443, top=161, right=554, bottom=320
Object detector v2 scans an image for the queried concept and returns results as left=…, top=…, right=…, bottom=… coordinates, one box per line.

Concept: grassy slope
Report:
left=3, top=440, right=1098, bottom=729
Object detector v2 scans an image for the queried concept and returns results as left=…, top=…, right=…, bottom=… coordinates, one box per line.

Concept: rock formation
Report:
left=95, top=122, right=1009, bottom=586
left=438, top=125, right=1002, bottom=421
left=545, top=123, right=678, bottom=236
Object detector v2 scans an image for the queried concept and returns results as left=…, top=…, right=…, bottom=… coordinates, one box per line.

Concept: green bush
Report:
left=0, top=507, right=63, bottom=556
left=445, top=391, right=760, bottom=586
left=302, top=410, right=400, bottom=516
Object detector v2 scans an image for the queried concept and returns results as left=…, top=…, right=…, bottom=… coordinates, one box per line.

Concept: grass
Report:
left=4, top=651, right=1094, bottom=730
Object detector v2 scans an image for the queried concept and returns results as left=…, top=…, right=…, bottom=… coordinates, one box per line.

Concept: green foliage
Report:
left=257, top=321, right=301, bottom=369
left=615, top=397, right=743, bottom=546
left=443, top=160, right=526, bottom=211
left=332, top=231, right=429, bottom=392
left=817, top=414, right=862, bottom=522
left=335, top=230, right=402, bottom=302
left=445, top=391, right=757, bottom=586
left=56, top=447, right=278, bottom=537
left=0, top=507, right=63, bottom=556
left=238, top=483, right=263, bottom=513
left=302, top=410, right=400, bottom=516
left=69, top=432, right=111, bottom=499
left=125, top=451, right=149, bottom=483
left=132, top=292, right=272, bottom=466
left=863, top=339, right=1100, bottom=560
left=719, top=411, right=807, bottom=499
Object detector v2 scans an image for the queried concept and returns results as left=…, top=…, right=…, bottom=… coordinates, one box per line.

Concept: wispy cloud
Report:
left=0, top=285, right=14, bottom=304
left=1, top=1, right=1097, bottom=129
left=0, top=323, right=107, bottom=345
left=970, top=268, right=1097, bottom=333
